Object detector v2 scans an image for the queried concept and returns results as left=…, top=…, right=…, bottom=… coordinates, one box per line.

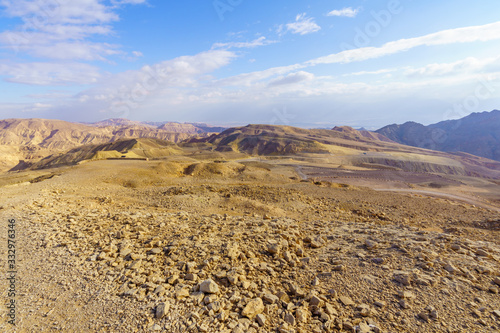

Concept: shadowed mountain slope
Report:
left=376, top=110, right=500, bottom=161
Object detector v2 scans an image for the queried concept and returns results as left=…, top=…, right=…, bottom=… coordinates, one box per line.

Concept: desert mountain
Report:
left=6, top=121, right=500, bottom=181
left=88, top=118, right=152, bottom=127
left=0, top=118, right=219, bottom=172
left=17, top=138, right=182, bottom=171
left=376, top=110, right=500, bottom=161
left=331, top=126, right=396, bottom=143
left=193, top=124, right=402, bottom=155
left=88, top=118, right=227, bottom=133
left=188, top=124, right=500, bottom=178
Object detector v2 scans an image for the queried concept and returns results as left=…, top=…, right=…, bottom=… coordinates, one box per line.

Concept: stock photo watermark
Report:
left=270, top=106, right=295, bottom=126
left=443, top=76, right=496, bottom=122
left=109, top=66, right=170, bottom=119
left=213, top=0, right=244, bottom=21
left=340, top=0, right=409, bottom=57
left=6, top=218, right=17, bottom=326
left=416, top=75, right=497, bottom=150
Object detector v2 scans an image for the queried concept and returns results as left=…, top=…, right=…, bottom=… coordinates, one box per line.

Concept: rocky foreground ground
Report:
left=0, top=163, right=500, bottom=333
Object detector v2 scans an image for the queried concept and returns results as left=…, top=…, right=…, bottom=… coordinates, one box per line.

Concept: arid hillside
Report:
left=0, top=118, right=218, bottom=172
left=189, top=124, right=500, bottom=179
left=1, top=155, right=499, bottom=333
left=9, top=122, right=500, bottom=185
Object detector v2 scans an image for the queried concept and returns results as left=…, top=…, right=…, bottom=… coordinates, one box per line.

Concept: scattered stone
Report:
left=289, top=283, right=306, bottom=297
left=418, top=312, right=429, bottom=322
left=267, top=242, right=280, bottom=255
left=185, top=273, right=197, bottom=281
left=256, top=313, right=266, bottom=326
left=241, top=298, right=264, bottom=319
left=325, top=303, right=338, bottom=316
left=365, top=239, right=377, bottom=250
left=284, top=312, right=296, bottom=326
left=394, top=272, right=411, bottom=286
left=155, top=302, right=169, bottom=319
left=444, top=263, right=457, bottom=273
left=175, top=286, right=190, bottom=299
left=295, top=308, right=309, bottom=323
left=263, top=293, right=279, bottom=304
left=332, top=264, right=345, bottom=272
left=200, top=279, right=219, bottom=294
left=339, top=296, right=354, bottom=306
left=310, top=295, right=323, bottom=307
left=311, top=236, right=326, bottom=248
left=372, top=257, right=384, bottom=264
left=476, top=249, right=489, bottom=257
left=398, top=291, right=415, bottom=299
left=151, top=324, right=162, bottom=331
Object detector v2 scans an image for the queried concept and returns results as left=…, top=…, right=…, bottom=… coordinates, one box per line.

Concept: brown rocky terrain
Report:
left=0, top=119, right=218, bottom=173
left=1, top=122, right=500, bottom=333
left=0, top=153, right=499, bottom=333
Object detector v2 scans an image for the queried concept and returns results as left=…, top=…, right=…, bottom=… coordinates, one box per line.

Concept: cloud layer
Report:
left=0, top=2, right=499, bottom=127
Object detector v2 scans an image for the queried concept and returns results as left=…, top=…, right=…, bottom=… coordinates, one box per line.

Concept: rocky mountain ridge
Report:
left=376, top=110, right=500, bottom=161
left=0, top=118, right=220, bottom=172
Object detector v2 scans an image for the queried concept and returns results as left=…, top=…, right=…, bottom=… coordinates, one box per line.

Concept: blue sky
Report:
left=0, top=0, right=500, bottom=128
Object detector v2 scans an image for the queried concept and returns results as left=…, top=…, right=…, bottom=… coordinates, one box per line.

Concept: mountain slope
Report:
left=376, top=110, right=500, bottom=161
left=193, top=124, right=404, bottom=155
left=189, top=124, right=500, bottom=178
left=18, top=138, right=182, bottom=171
left=0, top=118, right=216, bottom=172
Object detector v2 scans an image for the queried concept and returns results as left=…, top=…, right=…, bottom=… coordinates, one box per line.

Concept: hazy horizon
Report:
left=1, top=1, right=500, bottom=128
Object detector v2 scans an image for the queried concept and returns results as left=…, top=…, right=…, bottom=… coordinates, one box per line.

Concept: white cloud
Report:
left=1, top=0, right=118, bottom=25
left=327, top=7, right=360, bottom=18
left=70, top=50, right=236, bottom=115
left=269, top=71, right=314, bottom=87
left=0, top=62, right=102, bottom=85
left=347, top=69, right=397, bottom=76
left=25, top=42, right=121, bottom=61
left=22, top=102, right=53, bottom=113
left=308, top=21, right=500, bottom=65
left=215, top=64, right=305, bottom=87
left=26, top=91, right=72, bottom=99
left=0, top=0, right=144, bottom=62
left=284, top=13, right=321, bottom=35
left=132, top=51, right=144, bottom=57
left=212, top=36, right=275, bottom=50
left=405, top=56, right=500, bottom=77
left=111, top=0, right=147, bottom=5
left=8, top=20, right=500, bottom=127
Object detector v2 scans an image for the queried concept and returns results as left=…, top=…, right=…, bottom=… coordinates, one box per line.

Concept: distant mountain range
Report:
left=85, top=118, right=227, bottom=133
left=0, top=118, right=224, bottom=172
left=3, top=111, right=500, bottom=175
left=376, top=110, right=500, bottom=161
left=16, top=123, right=500, bottom=181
